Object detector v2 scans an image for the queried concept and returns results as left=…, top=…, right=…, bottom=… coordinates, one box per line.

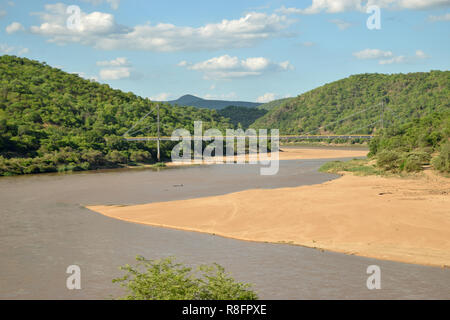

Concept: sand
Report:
left=166, top=147, right=369, bottom=166
left=86, top=148, right=450, bottom=267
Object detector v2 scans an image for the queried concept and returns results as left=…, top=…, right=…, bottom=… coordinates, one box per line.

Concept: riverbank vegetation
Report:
left=113, top=256, right=258, bottom=300
left=321, top=111, right=450, bottom=175
left=369, top=111, right=449, bottom=173
left=319, top=159, right=381, bottom=176
left=280, top=139, right=369, bottom=147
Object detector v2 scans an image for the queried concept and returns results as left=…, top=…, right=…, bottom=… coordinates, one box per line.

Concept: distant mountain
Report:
left=166, top=94, right=261, bottom=110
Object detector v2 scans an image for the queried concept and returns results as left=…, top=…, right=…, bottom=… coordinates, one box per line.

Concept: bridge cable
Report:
left=344, top=105, right=405, bottom=135
left=345, top=119, right=382, bottom=135
left=123, top=106, right=158, bottom=137
left=302, top=102, right=382, bottom=136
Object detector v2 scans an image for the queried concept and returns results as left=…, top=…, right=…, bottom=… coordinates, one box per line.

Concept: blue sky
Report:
left=1, top=0, right=449, bottom=102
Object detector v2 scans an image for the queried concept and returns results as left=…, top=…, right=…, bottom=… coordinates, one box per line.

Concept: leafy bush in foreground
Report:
left=113, top=256, right=258, bottom=300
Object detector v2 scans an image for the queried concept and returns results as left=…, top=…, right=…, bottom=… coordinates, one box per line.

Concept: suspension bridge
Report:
left=123, top=101, right=391, bottom=160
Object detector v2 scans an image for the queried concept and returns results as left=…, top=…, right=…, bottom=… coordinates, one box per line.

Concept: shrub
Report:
left=113, top=256, right=258, bottom=300
left=153, top=162, right=166, bottom=168
left=319, top=159, right=380, bottom=176
left=57, top=163, right=78, bottom=172
left=402, top=155, right=423, bottom=172
left=130, top=150, right=152, bottom=163
left=431, top=141, right=450, bottom=173
left=401, top=151, right=431, bottom=172
left=106, top=150, right=128, bottom=164
left=408, top=151, right=431, bottom=164
left=81, top=150, right=105, bottom=167
left=376, top=150, right=404, bottom=171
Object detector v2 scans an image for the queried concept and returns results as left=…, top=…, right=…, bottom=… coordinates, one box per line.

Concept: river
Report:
left=0, top=152, right=449, bottom=299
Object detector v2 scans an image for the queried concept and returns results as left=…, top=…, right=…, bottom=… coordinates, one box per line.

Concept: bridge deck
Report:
left=125, top=135, right=374, bottom=141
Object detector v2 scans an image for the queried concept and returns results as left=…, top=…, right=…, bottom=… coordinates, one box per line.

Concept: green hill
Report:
left=251, top=72, right=449, bottom=135
left=218, top=106, right=267, bottom=129
left=257, top=97, right=294, bottom=111
left=0, top=55, right=232, bottom=176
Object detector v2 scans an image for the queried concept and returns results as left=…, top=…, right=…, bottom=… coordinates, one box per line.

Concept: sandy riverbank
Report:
left=166, top=147, right=369, bottom=166
left=86, top=148, right=450, bottom=267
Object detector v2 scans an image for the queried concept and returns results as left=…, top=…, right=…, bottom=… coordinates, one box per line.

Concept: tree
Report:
left=112, top=256, right=258, bottom=300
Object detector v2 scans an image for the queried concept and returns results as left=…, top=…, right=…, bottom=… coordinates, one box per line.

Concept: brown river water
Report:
left=0, top=152, right=449, bottom=299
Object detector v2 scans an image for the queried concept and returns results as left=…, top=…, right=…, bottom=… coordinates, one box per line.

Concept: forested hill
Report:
left=251, top=71, right=450, bottom=134
left=0, top=55, right=231, bottom=175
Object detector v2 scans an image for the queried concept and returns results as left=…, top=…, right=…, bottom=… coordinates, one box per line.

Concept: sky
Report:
left=0, top=0, right=449, bottom=103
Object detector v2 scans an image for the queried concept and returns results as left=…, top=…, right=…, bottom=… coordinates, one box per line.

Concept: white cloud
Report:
left=181, top=55, right=293, bottom=80
left=0, top=43, right=29, bottom=55
left=379, top=56, right=406, bottom=64
left=203, top=92, right=237, bottom=100
left=97, top=57, right=137, bottom=80
left=0, top=10, right=6, bottom=18
left=278, top=61, right=293, bottom=70
left=353, top=49, right=393, bottom=60
left=415, top=50, right=430, bottom=59
left=18, top=47, right=29, bottom=55
left=329, top=19, right=352, bottom=30
left=96, top=57, right=130, bottom=67
left=6, top=22, right=24, bottom=34
left=301, top=41, right=316, bottom=47
left=107, top=0, right=120, bottom=9
left=256, top=93, right=277, bottom=103
left=190, top=55, right=240, bottom=71
left=428, top=13, right=450, bottom=21
left=150, top=93, right=171, bottom=101
left=354, top=48, right=430, bottom=64
left=353, top=48, right=401, bottom=64
left=81, top=0, right=121, bottom=10
left=288, top=1, right=364, bottom=14
left=30, top=3, right=125, bottom=42
left=177, top=60, right=188, bottom=67
left=99, top=67, right=131, bottom=80
left=276, top=0, right=450, bottom=14
left=72, top=71, right=98, bottom=81
left=242, top=57, right=271, bottom=71
left=0, top=44, right=14, bottom=54
left=30, top=5, right=291, bottom=52
left=397, top=0, right=450, bottom=10
left=276, top=6, right=304, bottom=14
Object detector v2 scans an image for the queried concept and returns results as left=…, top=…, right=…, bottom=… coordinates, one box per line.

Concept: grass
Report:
left=319, top=158, right=437, bottom=178
left=319, top=159, right=383, bottom=176
left=153, top=162, right=167, bottom=168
